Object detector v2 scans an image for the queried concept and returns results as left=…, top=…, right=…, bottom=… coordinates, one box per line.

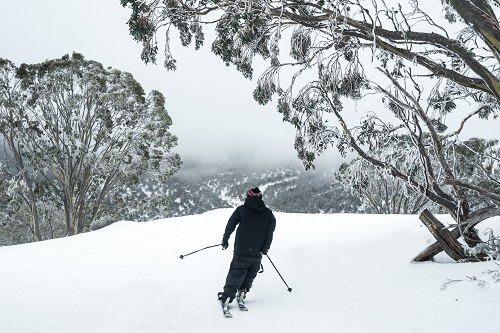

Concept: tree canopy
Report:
left=119, top=0, right=500, bottom=260
left=0, top=53, right=181, bottom=244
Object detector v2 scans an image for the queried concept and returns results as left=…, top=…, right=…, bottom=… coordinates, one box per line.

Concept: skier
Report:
left=218, top=187, right=276, bottom=316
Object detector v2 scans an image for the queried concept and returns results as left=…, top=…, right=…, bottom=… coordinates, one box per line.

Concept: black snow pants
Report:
left=222, top=254, right=262, bottom=302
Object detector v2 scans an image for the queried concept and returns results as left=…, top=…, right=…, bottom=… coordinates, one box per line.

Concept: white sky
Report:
left=0, top=0, right=314, bottom=165
left=1, top=1, right=496, bottom=169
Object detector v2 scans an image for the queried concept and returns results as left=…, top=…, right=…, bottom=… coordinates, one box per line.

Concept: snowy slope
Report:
left=0, top=210, right=499, bottom=333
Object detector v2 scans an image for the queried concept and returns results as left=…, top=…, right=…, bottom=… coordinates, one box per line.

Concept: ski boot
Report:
left=218, top=292, right=232, bottom=318
left=236, top=290, right=248, bottom=311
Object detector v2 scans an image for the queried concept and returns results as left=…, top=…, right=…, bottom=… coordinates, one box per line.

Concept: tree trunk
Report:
left=30, top=200, right=42, bottom=242
left=25, top=179, right=42, bottom=242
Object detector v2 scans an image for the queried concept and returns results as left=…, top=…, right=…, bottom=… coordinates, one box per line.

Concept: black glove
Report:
left=222, top=240, right=229, bottom=250
left=260, top=249, right=268, bottom=256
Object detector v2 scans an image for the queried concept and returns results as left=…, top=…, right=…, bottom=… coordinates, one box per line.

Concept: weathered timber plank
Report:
left=418, top=209, right=467, bottom=261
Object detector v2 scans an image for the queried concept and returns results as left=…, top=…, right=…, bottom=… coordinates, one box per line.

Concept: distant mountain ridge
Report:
left=160, top=161, right=365, bottom=217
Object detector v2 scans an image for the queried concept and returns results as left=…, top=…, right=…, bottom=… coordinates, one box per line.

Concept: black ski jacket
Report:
left=222, top=196, right=276, bottom=257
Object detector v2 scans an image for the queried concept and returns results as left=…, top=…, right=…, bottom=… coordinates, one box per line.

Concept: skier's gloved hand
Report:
left=222, top=240, right=229, bottom=250
left=260, top=249, right=268, bottom=256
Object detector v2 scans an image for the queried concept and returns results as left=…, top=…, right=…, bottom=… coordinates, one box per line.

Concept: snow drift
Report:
left=0, top=210, right=499, bottom=333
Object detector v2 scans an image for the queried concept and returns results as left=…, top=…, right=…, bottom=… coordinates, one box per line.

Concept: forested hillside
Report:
left=161, top=161, right=365, bottom=217
left=0, top=159, right=363, bottom=246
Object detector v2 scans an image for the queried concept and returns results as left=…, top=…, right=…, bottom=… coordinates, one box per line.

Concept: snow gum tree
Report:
left=0, top=53, right=181, bottom=243
left=333, top=135, right=434, bottom=215
left=119, top=0, right=500, bottom=260
left=335, top=136, right=500, bottom=215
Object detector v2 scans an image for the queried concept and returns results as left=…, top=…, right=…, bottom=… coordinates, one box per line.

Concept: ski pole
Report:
left=179, top=244, right=221, bottom=259
left=265, top=254, right=292, bottom=292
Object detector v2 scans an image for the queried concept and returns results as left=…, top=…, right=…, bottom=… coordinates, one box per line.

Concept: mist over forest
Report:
left=162, top=157, right=363, bottom=218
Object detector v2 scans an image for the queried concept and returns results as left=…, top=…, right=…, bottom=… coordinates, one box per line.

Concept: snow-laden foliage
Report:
left=120, top=0, right=500, bottom=259
left=0, top=53, right=181, bottom=244
left=335, top=135, right=500, bottom=215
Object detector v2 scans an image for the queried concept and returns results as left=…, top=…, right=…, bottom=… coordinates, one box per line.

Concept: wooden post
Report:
left=417, top=209, right=467, bottom=261
left=413, top=206, right=499, bottom=262
left=412, top=227, right=460, bottom=261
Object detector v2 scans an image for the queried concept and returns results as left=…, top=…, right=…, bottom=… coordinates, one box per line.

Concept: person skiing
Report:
left=218, top=187, right=276, bottom=314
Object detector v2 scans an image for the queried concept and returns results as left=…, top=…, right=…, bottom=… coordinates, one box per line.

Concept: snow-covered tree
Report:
left=335, top=159, right=433, bottom=215
left=335, top=136, right=500, bottom=215
left=0, top=53, right=181, bottom=243
left=119, top=1, right=500, bottom=260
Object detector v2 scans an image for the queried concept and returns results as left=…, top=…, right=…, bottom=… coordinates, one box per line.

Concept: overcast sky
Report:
left=1, top=0, right=333, bottom=167
left=2, top=1, right=496, bottom=171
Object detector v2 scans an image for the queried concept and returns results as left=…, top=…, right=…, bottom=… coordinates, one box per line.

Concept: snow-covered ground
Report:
left=1, top=210, right=499, bottom=333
